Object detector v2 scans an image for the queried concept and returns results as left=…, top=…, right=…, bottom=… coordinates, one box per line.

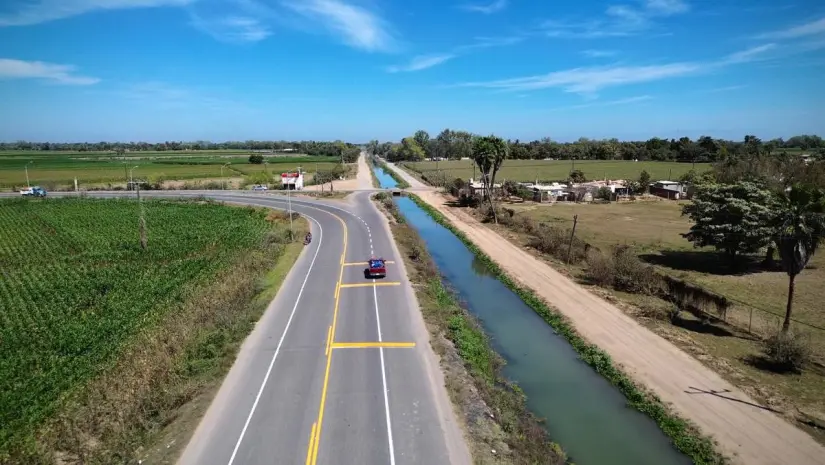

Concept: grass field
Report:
left=404, top=159, right=712, bottom=183
left=500, top=200, right=825, bottom=443
left=0, top=197, right=304, bottom=461
left=514, top=201, right=825, bottom=331
left=0, top=151, right=341, bottom=189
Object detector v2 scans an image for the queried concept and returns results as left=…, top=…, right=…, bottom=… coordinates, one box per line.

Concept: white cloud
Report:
left=0, top=58, right=99, bottom=85
left=721, top=43, right=776, bottom=64
left=459, top=0, right=508, bottom=14
left=543, top=0, right=690, bottom=38
left=282, top=0, right=396, bottom=52
left=189, top=14, right=271, bottom=42
left=455, top=35, right=524, bottom=51
left=452, top=44, right=774, bottom=96
left=0, top=0, right=193, bottom=26
left=644, top=0, right=689, bottom=15
left=582, top=49, right=618, bottom=58
left=386, top=54, right=455, bottom=73
left=755, top=16, right=825, bottom=40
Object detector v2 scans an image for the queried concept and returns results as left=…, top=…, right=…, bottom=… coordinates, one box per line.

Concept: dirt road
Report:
left=385, top=161, right=825, bottom=465
left=302, top=152, right=373, bottom=191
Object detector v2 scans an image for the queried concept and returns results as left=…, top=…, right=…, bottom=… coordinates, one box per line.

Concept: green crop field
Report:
left=0, top=152, right=341, bottom=189
left=403, top=159, right=712, bottom=182
left=0, top=197, right=288, bottom=455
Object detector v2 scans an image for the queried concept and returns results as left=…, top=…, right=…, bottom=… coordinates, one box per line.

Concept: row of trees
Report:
left=0, top=140, right=361, bottom=159
left=369, top=130, right=825, bottom=163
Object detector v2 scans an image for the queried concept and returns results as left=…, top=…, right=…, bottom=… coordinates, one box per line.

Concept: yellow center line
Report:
left=331, top=342, right=416, bottom=349
left=325, top=326, right=333, bottom=356
left=307, top=211, right=347, bottom=465
left=338, top=281, right=401, bottom=288
left=304, top=423, right=317, bottom=465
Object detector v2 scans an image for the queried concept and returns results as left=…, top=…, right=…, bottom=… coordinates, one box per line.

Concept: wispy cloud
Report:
left=386, top=54, right=456, bottom=73
left=387, top=35, right=523, bottom=73
left=755, top=16, right=825, bottom=40
left=459, top=0, right=508, bottom=14
left=582, top=49, right=618, bottom=58
left=451, top=43, right=775, bottom=97
left=115, top=81, right=256, bottom=112
left=0, top=58, right=100, bottom=85
left=0, top=0, right=193, bottom=27
left=542, top=0, right=689, bottom=38
left=721, top=43, right=776, bottom=64
left=189, top=14, right=271, bottom=43
left=546, top=95, right=654, bottom=112
left=454, top=35, right=525, bottom=52
left=282, top=0, right=397, bottom=52
left=697, top=85, right=746, bottom=94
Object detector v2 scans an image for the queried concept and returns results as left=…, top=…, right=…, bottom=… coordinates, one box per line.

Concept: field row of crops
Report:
left=0, top=197, right=286, bottom=454
left=402, top=159, right=712, bottom=183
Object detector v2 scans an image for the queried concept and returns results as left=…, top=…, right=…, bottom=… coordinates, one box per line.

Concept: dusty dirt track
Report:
left=385, top=161, right=825, bottom=465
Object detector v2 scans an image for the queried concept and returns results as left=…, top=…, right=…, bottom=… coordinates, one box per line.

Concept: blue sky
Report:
left=0, top=0, right=823, bottom=143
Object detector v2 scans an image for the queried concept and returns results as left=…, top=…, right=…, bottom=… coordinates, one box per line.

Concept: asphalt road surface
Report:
left=44, top=190, right=469, bottom=465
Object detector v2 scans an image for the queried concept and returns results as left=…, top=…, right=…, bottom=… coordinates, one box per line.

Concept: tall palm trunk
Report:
left=783, top=273, right=796, bottom=333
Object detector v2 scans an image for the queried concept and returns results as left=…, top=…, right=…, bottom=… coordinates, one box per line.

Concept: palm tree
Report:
left=774, top=184, right=825, bottom=332
left=472, top=135, right=509, bottom=224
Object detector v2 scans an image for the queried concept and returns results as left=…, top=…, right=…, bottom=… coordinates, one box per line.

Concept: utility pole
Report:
left=221, top=163, right=230, bottom=190
left=129, top=166, right=138, bottom=193
left=566, top=214, right=579, bottom=264
left=287, top=170, right=294, bottom=241
left=25, top=161, right=33, bottom=187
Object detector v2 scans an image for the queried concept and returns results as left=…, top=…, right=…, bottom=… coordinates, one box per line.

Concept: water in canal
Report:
left=372, top=165, right=690, bottom=465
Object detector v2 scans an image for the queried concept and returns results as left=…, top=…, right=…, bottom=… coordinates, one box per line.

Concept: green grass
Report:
left=0, top=153, right=341, bottom=188
left=404, top=159, right=712, bottom=183
left=0, top=198, right=299, bottom=460
left=406, top=194, right=727, bottom=465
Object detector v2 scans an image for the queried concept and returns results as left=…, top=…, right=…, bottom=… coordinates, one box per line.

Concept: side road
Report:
left=383, top=161, right=825, bottom=465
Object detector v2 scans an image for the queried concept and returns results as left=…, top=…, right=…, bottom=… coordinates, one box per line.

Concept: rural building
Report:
left=467, top=178, right=502, bottom=197
left=281, top=172, right=304, bottom=190
left=529, top=182, right=569, bottom=202
left=649, top=180, right=688, bottom=200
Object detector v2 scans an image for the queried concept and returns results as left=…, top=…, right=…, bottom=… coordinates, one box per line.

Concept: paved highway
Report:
left=50, top=190, right=469, bottom=465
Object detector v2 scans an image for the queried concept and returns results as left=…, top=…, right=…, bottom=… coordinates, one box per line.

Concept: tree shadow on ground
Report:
left=671, top=309, right=760, bottom=342
left=639, top=249, right=782, bottom=276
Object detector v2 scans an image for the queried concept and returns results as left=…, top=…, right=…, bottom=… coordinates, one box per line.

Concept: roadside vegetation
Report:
left=373, top=129, right=825, bottom=445
left=0, top=197, right=307, bottom=463
left=371, top=192, right=568, bottom=465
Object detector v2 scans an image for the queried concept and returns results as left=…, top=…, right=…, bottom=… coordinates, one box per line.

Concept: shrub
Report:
left=762, top=330, right=811, bottom=373
left=248, top=154, right=264, bottom=164
left=612, top=245, right=664, bottom=295
left=585, top=249, right=615, bottom=286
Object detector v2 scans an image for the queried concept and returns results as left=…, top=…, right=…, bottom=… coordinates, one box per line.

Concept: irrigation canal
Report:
left=372, top=165, right=690, bottom=465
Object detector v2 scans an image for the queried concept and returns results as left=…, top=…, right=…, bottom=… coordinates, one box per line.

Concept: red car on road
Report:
left=367, top=258, right=387, bottom=278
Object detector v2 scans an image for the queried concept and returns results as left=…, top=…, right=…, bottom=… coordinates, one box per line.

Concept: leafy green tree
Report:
left=681, top=182, right=776, bottom=266
left=773, top=184, right=825, bottom=332
left=413, top=130, right=430, bottom=158
left=248, top=154, right=264, bottom=164
left=568, top=169, right=586, bottom=183
left=638, top=169, right=651, bottom=192
left=472, top=135, right=509, bottom=224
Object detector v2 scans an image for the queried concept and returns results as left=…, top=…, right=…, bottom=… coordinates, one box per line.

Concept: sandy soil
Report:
left=301, top=153, right=373, bottom=191
left=385, top=162, right=825, bottom=465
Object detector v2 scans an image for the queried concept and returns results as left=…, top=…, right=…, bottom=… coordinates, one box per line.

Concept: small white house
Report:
left=281, top=172, right=304, bottom=190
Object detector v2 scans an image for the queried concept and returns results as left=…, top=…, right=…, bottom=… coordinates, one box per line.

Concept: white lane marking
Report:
left=372, top=279, right=396, bottom=465
left=226, top=211, right=324, bottom=465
